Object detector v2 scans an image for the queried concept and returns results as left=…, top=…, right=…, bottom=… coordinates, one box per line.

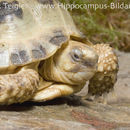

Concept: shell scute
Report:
left=19, top=50, right=29, bottom=63
left=0, top=1, right=23, bottom=23
left=49, top=30, right=68, bottom=46
left=32, top=45, right=46, bottom=59
left=37, top=0, right=54, bottom=5
left=10, top=53, right=21, bottom=65
left=10, top=50, right=29, bottom=65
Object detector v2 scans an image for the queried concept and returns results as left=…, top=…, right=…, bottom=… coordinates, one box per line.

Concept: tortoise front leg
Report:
left=86, top=70, right=118, bottom=104
left=83, top=44, right=118, bottom=104
left=0, top=69, right=39, bottom=105
left=32, top=83, right=83, bottom=102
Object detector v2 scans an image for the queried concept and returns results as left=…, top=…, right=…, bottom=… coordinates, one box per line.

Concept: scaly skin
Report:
left=0, top=69, right=39, bottom=105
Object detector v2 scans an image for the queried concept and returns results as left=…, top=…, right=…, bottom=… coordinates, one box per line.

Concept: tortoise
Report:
left=0, top=0, right=118, bottom=105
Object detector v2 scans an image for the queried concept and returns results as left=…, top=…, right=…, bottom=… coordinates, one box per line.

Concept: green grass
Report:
left=59, top=0, right=130, bottom=51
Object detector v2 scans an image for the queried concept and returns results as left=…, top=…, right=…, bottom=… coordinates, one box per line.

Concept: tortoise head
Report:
left=41, top=40, right=98, bottom=86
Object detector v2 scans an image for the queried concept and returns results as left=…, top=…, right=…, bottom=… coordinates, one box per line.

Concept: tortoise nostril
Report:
left=83, top=60, right=97, bottom=67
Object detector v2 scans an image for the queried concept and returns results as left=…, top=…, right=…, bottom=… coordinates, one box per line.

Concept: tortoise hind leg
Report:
left=83, top=44, right=118, bottom=104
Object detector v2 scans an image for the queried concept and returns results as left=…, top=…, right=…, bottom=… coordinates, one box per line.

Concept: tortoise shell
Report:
left=0, top=0, right=82, bottom=68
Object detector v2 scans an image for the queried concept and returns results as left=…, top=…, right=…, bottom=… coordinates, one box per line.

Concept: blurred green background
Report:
left=59, top=0, right=130, bottom=51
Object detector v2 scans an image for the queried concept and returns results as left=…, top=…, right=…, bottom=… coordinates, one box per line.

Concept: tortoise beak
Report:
left=83, top=54, right=98, bottom=68
left=81, top=45, right=98, bottom=69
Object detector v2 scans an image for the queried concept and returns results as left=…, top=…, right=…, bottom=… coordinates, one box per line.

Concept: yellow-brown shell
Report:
left=0, top=0, right=82, bottom=69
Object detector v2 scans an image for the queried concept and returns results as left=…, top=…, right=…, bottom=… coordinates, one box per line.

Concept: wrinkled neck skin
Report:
left=39, top=41, right=98, bottom=87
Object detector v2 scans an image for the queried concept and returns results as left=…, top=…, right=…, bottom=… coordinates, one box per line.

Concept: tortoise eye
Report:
left=71, top=48, right=83, bottom=62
